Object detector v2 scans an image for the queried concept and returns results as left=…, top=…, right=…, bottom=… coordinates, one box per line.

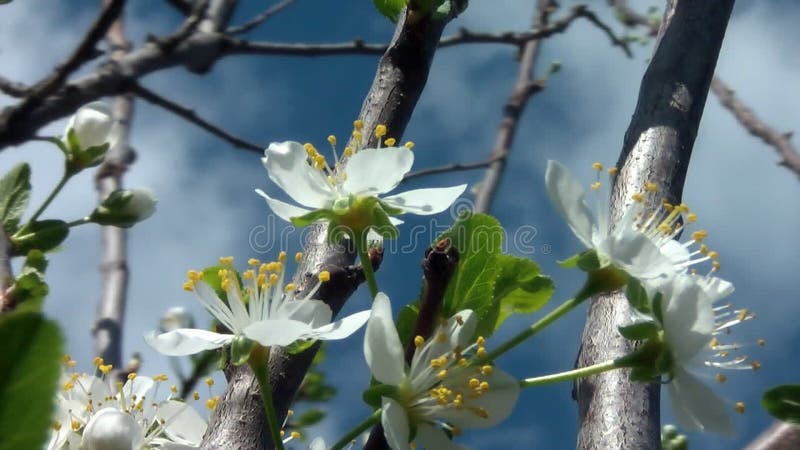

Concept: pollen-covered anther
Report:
left=93, top=356, right=104, bottom=366
left=414, top=335, right=425, bottom=348
left=480, top=365, right=493, bottom=375
left=327, top=135, right=336, bottom=146
left=71, top=419, right=81, bottom=431
left=205, top=378, right=214, bottom=387
left=437, top=370, right=448, bottom=380
left=206, top=396, right=220, bottom=410
left=751, top=361, right=762, bottom=371
left=436, top=332, right=447, bottom=343
left=385, top=137, right=397, bottom=146
left=285, top=283, right=296, bottom=292
left=607, top=167, right=619, bottom=176
left=153, top=374, right=168, bottom=382
left=468, top=378, right=480, bottom=388
left=691, top=230, right=708, bottom=242
left=294, top=252, right=303, bottom=263
left=343, top=146, right=354, bottom=157
left=291, top=431, right=301, bottom=439
left=219, top=256, right=234, bottom=266
left=735, top=402, right=745, bottom=414
left=757, top=339, right=766, bottom=347
left=404, top=141, right=415, bottom=149
left=715, top=373, right=727, bottom=384
left=193, top=391, right=200, bottom=401
left=318, top=271, right=331, bottom=282
left=248, top=258, right=260, bottom=266
left=99, top=364, right=113, bottom=375
left=353, top=119, right=363, bottom=131
left=590, top=182, right=601, bottom=191
left=631, top=193, right=645, bottom=203
left=644, top=181, right=658, bottom=192
left=375, top=124, right=387, bottom=138
left=591, top=162, right=604, bottom=171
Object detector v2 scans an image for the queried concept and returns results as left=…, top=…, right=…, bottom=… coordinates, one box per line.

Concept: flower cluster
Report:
left=364, top=293, right=519, bottom=449
left=145, top=254, right=370, bottom=358
left=256, top=121, right=467, bottom=239
left=546, top=160, right=758, bottom=434
left=47, top=356, right=207, bottom=450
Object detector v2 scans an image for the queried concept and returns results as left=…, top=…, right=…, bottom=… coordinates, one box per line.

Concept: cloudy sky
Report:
left=1, top=1, right=799, bottom=449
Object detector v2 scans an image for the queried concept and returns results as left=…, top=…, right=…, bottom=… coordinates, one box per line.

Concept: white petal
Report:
left=661, top=275, right=715, bottom=362
left=437, top=367, right=520, bottom=429
left=192, top=281, right=236, bottom=332
left=157, top=400, right=208, bottom=446
left=409, top=310, right=475, bottom=384
left=343, top=147, right=414, bottom=195
left=692, top=274, right=735, bottom=303
left=660, top=239, right=691, bottom=266
left=312, top=309, right=370, bottom=340
left=381, top=185, right=468, bottom=216
left=120, top=376, right=154, bottom=404
left=381, top=397, right=411, bottom=450
left=144, top=329, right=232, bottom=356
left=544, top=160, right=596, bottom=248
left=276, top=299, right=333, bottom=328
left=263, top=141, right=335, bottom=208
left=243, top=319, right=315, bottom=347
left=225, top=284, right=252, bottom=332
left=255, top=188, right=315, bottom=222
left=668, top=367, right=734, bottom=436
left=364, top=293, right=406, bottom=386
left=416, top=424, right=467, bottom=450
left=66, top=102, right=115, bottom=148
left=82, top=407, right=143, bottom=450
left=308, top=437, right=327, bottom=450
left=598, top=227, right=675, bottom=280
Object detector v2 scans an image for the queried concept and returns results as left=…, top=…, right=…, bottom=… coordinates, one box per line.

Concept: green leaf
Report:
left=362, top=383, right=398, bottom=409
left=10, top=220, right=69, bottom=256
left=625, top=277, right=651, bottom=313
left=372, top=0, right=407, bottom=22
left=295, top=409, right=326, bottom=427
left=618, top=321, right=659, bottom=340
left=438, top=212, right=504, bottom=322
left=576, top=250, right=601, bottom=271
left=0, top=312, right=63, bottom=450
left=0, top=162, right=31, bottom=234
left=23, top=249, right=48, bottom=274
left=11, top=273, right=48, bottom=313
left=396, top=303, right=419, bottom=347
left=763, top=385, right=800, bottom=424
left=479, top=255, right=554, bottom=336
left=558, top=253, right=580, bottom=268
left=284, top=339, right=318, bottom=355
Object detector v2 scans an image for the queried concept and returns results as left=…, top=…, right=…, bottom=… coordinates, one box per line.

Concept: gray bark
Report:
left=200, top=6, right=454, bottom=449
left=744, top=422, right=800, bottom=450
left=575, top=1, right=735, bottom=449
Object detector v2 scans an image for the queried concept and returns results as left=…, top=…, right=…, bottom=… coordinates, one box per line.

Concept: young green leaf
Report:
left=396, top=302, right=419, bottom=347
left=762, top=385, right=800, bottom=424
left=0, top=162, right=31, bottom=234
left=0, top=312, right=63, bottom=450
left=372, top=0, right=407, bottom=22
left=625, top=277, right=651, bottom=314
left=617, top=321, right=659, bottom=341
left=10, top=220, right=69, bottom=256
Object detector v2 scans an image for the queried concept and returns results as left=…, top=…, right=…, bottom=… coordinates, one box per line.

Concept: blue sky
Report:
left=1, top=1, right=799, bottom=449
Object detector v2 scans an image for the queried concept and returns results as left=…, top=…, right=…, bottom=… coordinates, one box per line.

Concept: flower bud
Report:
left=159, top=306, right=194, bottom=332
left=81, top=408, right=142, bottom=450
left=63, top=102, right=117, bottom=172
left=89, top=188, right=157, bottom=228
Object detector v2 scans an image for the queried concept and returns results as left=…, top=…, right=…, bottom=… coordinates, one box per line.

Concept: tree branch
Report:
left=0, top=76, right=29, bottom=98
left=575, top=1, right=735, bottom=449
left=473, top=0, right=551, bottom=214
left=163, top=0, right=193, bottom=16
left=710, top=76, right=800, bottom=179
left=402, top=156, right=503, bottom=182
left=93, top=1, right=135, bottom=373
left=129, top=83, right=262, bottom=152
left=226, top=0, right=297, bottom=35
left=199, top=5, right=453, bottom=449
left=744, top=422, right=800, bottom=450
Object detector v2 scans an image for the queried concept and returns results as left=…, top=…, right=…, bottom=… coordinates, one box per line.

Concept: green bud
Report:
left=89, top=188, right=157, bottom=228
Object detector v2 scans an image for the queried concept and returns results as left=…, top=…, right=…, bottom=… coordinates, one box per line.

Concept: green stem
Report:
left=249, top=347, right=285, bottom=450
left=356, top=231, right=379, bottom=298
left=520, top=359, right=621, bottom=388
left=329, top=409, right=381, bottom=450
left=28, top=172, right=70, bottom=223
left=481, top=296, right=583, bottom=362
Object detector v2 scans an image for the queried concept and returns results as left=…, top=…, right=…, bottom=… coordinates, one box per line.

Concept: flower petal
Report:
left=144, top=329, right=232, bottom=356
left=381, top=184, right=468, bottom=216
left=192, top=281, right=236, bottom=332
left=381, top=397, right=411, bottom=450
left=691, top=274, right=735, bottom=302
left=277, top=299, right=333, bottom=328
left=308, top=437, right=327, bottom=450
left=661, top=275, right=715, bottom=362
left=545, top=160, right=595, bottom=248
left=668, top=367, right=734, bottom=436
left=416, top=424, right=467, bottom=450
left=66, top=102, right=115, bottom=149
left=263, top=141, right=335, bottom=208
left=157, top=400, right=208, bottom=446
left=436, top=367, right=520, bottom=429
left=255, top=188, right=314, bottom=222
left=311, top=309, right=370, bottom=340
left=364, top=292, right=406, bottom=386
left=343, top=147, right=414, bottom=196
left=120, top=376, right=154, bottom=404
left=598, top=227, right=676, bottom=280
left=243, top=318, right=315, bottom=347
left=82, top=407, right=143, bottom=450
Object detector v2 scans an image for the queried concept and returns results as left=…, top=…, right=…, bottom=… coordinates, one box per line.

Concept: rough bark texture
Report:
left=199, top=7, right=452, bottom=450
left=744, top=422, right=800, bottom=450
left=93, top=2, right=135, bottom=371
left=574, top=1, right=735, bottom=449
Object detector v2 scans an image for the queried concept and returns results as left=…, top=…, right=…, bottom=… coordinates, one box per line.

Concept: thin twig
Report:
left=226, top=0, right=298, bottom=35
left=710, top=77, right=800, bottom=178
left=473, top=0, right=552, bottom=214
left=402, top=156, right=504, bottom=182
left=608, top=0, right=657, bottom=32
left=0, top=76, right=29, bottom=98
left=15, top=0, right=126, bottom=115
left=130, top=83, right=263, bottom=152
left=163, top=0, right=193, bottom=15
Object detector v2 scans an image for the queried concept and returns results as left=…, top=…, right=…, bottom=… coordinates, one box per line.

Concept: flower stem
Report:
left=356, top=231, right=379, bottom=298
left=520, top=359, right=621, bottom=388
left=249, top=346, right=285, bottom=450
left=481, top=296, right=582, bottom=362
left=28, top=171, right=71, bottom=224
left=329, top=409, right=381, bottom=450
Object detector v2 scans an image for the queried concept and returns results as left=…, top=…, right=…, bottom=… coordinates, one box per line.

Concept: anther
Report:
left=751, top=361, right=762, bottom=371
left=481, top=365, right=493, bottom=375
left=375, top=124, right=387, bottom=138
left=590, top=182, right=601, bottom=190
left=687, top=213, right=698, bottom=223
left=353, top=120, right=363, bottom=131
left=295, top=252, right=303, bottom=263
left=285, top=283, right=296, bottom=292
left=607, top=167, right=618, bottom=176
left=414, top=336, right=424, bottom=348
left=318, top=271, right=331, bottom=282
left=757, top=339, right=766, bottom=347
left=219, top=256, right=234, bottom=266
left=631, top=193, right=645, bottom=202
left=327, top=135, right=336, bottom=146
left=205, top=378, right=214, bottom=387
left=735, top=402, right=745, bottom=414
left=644, top=182, right=658, bottom=192
left=248, top=258, right=260, bottom=266
left=715, top=373, right=727, bottom=384
left=384, top=137, right=397, bottom=146
left=592, top=162, right=603, bottom=171
left=404, top=141, right=415, bottom=149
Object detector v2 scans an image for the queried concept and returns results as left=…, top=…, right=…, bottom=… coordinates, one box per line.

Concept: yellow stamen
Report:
left=291, top=431, right=301, bottom=439
left=735, top=402, right=745, bottom=414
left=353, top=119, right=363, bottom=131
left=375, top=124, right=387, bottom=138
left=285, top=283, right=296, bottom=292
left=219, top=256, right=234, bottom=266
left=481, top=365, right=493, bottom=375
left=327, top=135, right=336, bottom=146
left=414, top=336, right=424, bottom=348
left=182, top=281, right=194, bottom=291
left=93, top=357, right=104, bottom=366
left=127, top=373, right=137, bottom=380
left=99, top=364, right=113, bottom=375
left=384, top=137, right=396, bottom=146
left=686, top=213, right=698, bottom=223
left=590, top=182, right=601, bottom=191
left=592, top=162, right=603, bottom=171
left=206, top=396, right=220, bottom=410
left=170, top=384, right=178, bottom=393
left=644, top=181, right=658, bottom=192
left=607, top=167, right=618, bottom=176
left=193, top=391, right=200, bottom=401
left=318, top=271, right=331, bottom=282
left=751, top=361, right=762, bottom=371
left=205, top=378, right=214, bottom=387
left=631, top=193, right=645, bottom=202
left=343, top=146, right=354, bottom=157
left=248, top=258, right=260, bottom=266
left=154, top=374, right=168, bottom=382
left=404, top=141, right=415, bottom=149
left=691, top=230, right=708, bottom=242
left=294, top=252, right=303, bottom=263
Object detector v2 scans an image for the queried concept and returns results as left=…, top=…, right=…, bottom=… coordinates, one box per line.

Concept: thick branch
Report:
left=473, top=0, right=551, bottom=214
left=0, top=76, right=29, bottom=98
left=199, top=6, right=452, bottom=449
left=93, top=1, right=135, bottom=371
left=226, top=0, right=297, bottom=35
left=710, top=77, right=800, bottom=178
left=575, top=1, right=735, bottom=449
left=130, top=83, right=262, bottom=152
left=744, top=422, right=800, bottom=450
